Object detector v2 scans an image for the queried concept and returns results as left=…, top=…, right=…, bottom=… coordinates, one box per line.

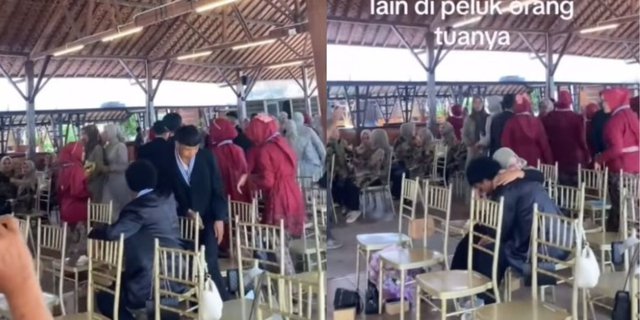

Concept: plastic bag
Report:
left=199, top=276, right=223, bottom=320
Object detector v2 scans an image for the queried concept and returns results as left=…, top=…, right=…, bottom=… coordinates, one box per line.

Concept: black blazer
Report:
left=169, top=148, right=228, bottom=223
left=233, top=126, right=253, bottom=152
left=489, top=110, right=514, bottom=156
left=137, top=138, right=172, bottom=193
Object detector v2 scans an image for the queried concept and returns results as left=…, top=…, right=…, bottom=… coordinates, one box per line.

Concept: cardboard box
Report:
left=333, top=308, right=356, bottom=320
left=385, top=300, right=410, bottom=315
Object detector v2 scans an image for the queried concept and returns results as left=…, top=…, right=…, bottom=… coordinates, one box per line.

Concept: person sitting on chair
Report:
left=89, top=160, right=183, bottom=319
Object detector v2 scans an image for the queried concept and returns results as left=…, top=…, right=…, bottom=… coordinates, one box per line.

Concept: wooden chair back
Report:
left=87, top=200, right=113, bottom=233
left=257, top=271, right=326, bottom=320
left=87, top=235, right=124, bottom=320
left=36, top=219, right=67, bottom=315
left=422, top=180, right=453, bottom=269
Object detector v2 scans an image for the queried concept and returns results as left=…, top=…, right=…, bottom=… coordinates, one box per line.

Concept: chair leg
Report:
left=400, top=269, right=406, bottom=320
left=415, top=286, right=421, bottom=319
left=440, top=298, right=448, bottom=320
left=378, top=259, right=384, bottom=314
left=355, top=245, right=361, bottom=292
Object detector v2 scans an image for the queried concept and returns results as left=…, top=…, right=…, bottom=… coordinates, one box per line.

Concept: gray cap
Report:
left=492, top=147, right=527, bottom=169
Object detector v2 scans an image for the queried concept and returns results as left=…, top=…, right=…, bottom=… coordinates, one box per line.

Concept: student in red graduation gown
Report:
left=596, top=88, right=640, bottom=231
left=208, top=118, right=250, bottom=202
left=583, top=102, right=600, bottom=161
left=502, top=93, right=553, bottom=166
left=57, top=142, right=90, bottom=226
left=239, top=114, right=305, bottom=237
left=542, top=90, right=590, bottom=184
left=447, top=104, right=464, bottom=142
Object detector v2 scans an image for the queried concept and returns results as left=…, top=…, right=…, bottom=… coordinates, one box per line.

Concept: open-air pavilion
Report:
left=0, top=0, right=327, bottom=157
left=328, top=0, right=640, bottom=129
left=326, top=1, right=640, bottom=319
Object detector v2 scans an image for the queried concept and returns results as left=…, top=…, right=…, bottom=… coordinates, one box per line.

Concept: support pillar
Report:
left=306, top=0, right=327, bottom=135
left=425, top=31, right=438, bottom=132
left=25, top=60, right=36, bottom=158
left=301, top=67, right=312, bottom=116
left=145, top=61, right=156, bottom=129
left=545, top=33, right=556, bottom=100
left=237, top=71, right=247, bottom=123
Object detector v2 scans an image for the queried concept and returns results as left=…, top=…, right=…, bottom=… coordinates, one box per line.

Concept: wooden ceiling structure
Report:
left=328, top=0, right=639, bottom=60
left=0, top=0, right=315, bottom=82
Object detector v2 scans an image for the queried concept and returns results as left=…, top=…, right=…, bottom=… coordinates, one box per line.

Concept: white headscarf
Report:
left=103, top=124, right=125, bottom=143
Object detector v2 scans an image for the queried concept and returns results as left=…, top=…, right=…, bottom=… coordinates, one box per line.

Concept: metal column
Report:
left=301, top=67, right=312, bottom=115
left=145, top=61, right=156, bottom=129
left=426, top=31, right=437, bottom=131
left=25, top=60, right=36, bottom=158
left=545, top=33, right=556, bottom=100
left=237, top=71, right=247, bottom=123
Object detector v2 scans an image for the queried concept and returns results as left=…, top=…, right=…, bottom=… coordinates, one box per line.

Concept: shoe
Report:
left=346, top=211, right=361, bottom=224
left=327, top=239, right=343, bottom=250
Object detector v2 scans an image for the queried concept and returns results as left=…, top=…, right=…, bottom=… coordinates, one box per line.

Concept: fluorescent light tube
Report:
left=195, top=0, right=238, bottom=13
left=101, top=27, right=144, bottom=42
left=177, top=51, right=213, bottom=60
left=53, top=45, right=84, bottom=57
left=231, top=39, right=277, bottom=50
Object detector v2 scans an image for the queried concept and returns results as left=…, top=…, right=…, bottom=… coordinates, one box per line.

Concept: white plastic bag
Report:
left=575, top=227, right=600, bottom=289
left=199, top=276, right=223, bottom=320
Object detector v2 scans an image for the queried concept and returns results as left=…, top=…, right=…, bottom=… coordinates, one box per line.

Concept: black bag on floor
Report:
left=364, top=281, right=379, bottom=314
left=611, top=291, right=631, bottom=320
left=333, top=288, right=362, bottom=314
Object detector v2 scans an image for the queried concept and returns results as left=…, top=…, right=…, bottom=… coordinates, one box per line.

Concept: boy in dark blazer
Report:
left=170, top=125, right=230, bottom=300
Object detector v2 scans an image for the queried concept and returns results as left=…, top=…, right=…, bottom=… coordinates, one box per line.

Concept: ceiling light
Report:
left=267, top=61, right=305, bottom=69
left=231, top=39, right=277, bottom=50
left=101, top=27, right=144, bottom=42
left=53, top=45, right=84, bottom=57
left=176, top=51, right=212, bottom=60
left=579, top=23, right=619, bottom=34
left=195, top=0, right=238, bottom=13
left=452, top=17, right=482, bottom=29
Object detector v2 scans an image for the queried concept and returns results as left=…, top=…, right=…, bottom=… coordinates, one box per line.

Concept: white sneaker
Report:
left=345, top=211, right=361, bottom=224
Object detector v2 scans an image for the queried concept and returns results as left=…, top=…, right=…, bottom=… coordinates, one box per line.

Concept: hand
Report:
left=493, top=169, right=525, bottom=187
left=187, top=210, right=204, bottom=230
left=237, top=174, right=248, bottom=195
left=594, top=162, right=602, bottom=171
left=214, top=221, right=224, bottom=245
left=478, top=237, right=492, bottom=247
left=0, top=217, right=37, bottom=297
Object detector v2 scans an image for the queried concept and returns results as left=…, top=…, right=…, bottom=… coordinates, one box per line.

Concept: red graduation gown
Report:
left=542, top=110, right=590, bottom=174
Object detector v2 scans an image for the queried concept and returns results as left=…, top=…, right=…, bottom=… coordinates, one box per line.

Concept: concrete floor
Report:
left=327, top=194, right=610, bottom=320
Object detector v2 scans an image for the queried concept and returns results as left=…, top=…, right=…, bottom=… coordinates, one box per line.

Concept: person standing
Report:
left=238, top=114, right=305, bottom=236
left=542, top=91, right=590, bottom=184
left=447, top=104, right=464, bottom=141
left=489, top=94, right=516, bottom=156
left=169, top=125, right=229, bottom=300
left=462, top=96, right=489, bottom=167
left=137, top=121, right=172, bottom=194
left=293, top=112, right=326, bottom=179
left=595, top=88, right=640, bottom=231
left=102, top=124, right=131, bottom=221
left=501, top=93, right=553, bottom=166
left=82, top=125, right=107, bottom=202
left=583, top=102, right=600, bottom=161
left=225, top=111, right=253, bottom=152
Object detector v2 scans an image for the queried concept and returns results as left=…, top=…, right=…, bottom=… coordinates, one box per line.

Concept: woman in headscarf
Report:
left=209, top=118, right=249, bottom=202
left=447, top=104, right=464, bottom=141
left=596, top=88, right=640, bottom=231
left=209, top=117, right=250, bottom=255
left=293, top=112, right=326, bottom=179
left=353, top=129, right=373, bottom=169
left=391, top=122, right=416, bottom=198
left=0, top=156, right=14, bottom=179
left=0, top=156, right=16, bottom=214
left=58, top=142, right=91, bottom=261
left=101, top=124, right=131, bottom=221
left=327, top=126, right=359, bottom=219
left=462, top=96, right=489, bottom=167
left=349, top=129, right=393, bottom=222
left=476, top=96, right=503, bottom=150
left=584, top=102, right=600, bottom=160
left=239, top=114, right=305, bottom=237
left=542, top=91, right=590, bottom=184
left=10, top=160, right=37, bottom=213
left=81, top=125, right=107, bottom=202
left=440, top=121, right=467, bottom=180
left=413, top=127, right=435, bottom=177
left=501, top=93, right=553, bottom=166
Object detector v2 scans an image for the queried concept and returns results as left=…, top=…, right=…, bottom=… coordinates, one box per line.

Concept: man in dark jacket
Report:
left=90, top=160, right=183, bottom=319
left=591, top=108, right=610, bottom=156
left=137, top=121, right=172, bottom=194
left=169, top=125, right=230, bottom=300
left=225, top=111, right=253, bottom=152
left=489, top=94, right=516, bottom=156
left=452, top=157, right=568, bottom=302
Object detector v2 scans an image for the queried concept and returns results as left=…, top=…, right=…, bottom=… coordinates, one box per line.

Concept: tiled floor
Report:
left=327, top=195, right=610, bottom=320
